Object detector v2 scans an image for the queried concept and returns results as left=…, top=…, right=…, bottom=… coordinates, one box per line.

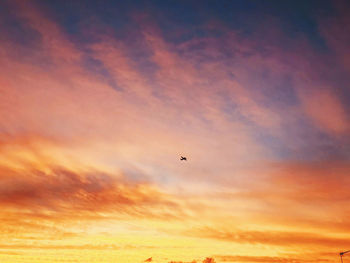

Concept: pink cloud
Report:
left=297, top=87, right=349, bottom=135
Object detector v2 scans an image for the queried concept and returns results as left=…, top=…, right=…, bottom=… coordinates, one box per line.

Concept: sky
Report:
left=0, top=0, right=350, bottom=262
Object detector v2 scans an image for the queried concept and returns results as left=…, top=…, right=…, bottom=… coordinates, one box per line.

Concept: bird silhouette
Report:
left=180, top=156, right=187, bottom=161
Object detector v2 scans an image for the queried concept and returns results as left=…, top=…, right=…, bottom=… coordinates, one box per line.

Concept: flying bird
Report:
left=180, top=156, right=187, bottom=161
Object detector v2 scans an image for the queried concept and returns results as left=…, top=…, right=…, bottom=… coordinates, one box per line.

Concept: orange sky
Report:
left=1, top=1, right=350, bottom=262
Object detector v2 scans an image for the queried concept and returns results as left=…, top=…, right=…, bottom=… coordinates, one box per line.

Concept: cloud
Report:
left=259, top=161, right=350, bottom=205
left=215, top=255, right=330, bottom=263
left=297, top=87, right=349, bottom=135
left=188, top=160, right=350, bottom=233
left=0, top=243, right=121, bottom=250
left=9, top=0, right=82, bottom=64
left=0, top=134, right=185, bottom=238
left=189, top=226, right=350, bottom=248
left=0, top=164, right=181, bottom=219
left=318, top=0, right=350, bottom=72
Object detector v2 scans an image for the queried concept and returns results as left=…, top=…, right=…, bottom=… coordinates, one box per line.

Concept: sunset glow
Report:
left=1, top=1, right=350, bottom=262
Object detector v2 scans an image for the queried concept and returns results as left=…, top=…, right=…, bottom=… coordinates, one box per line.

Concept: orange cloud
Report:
left=215, top=255, right=330, bottom=263
left=189, top=226, right=350, bottom=248
left=0, top=164, right=182, bottom=220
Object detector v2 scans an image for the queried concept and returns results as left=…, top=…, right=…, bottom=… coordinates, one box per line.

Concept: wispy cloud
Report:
left=215, top=255, right=330, bottom=263
left=190, top=227, right=350, bottom=248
